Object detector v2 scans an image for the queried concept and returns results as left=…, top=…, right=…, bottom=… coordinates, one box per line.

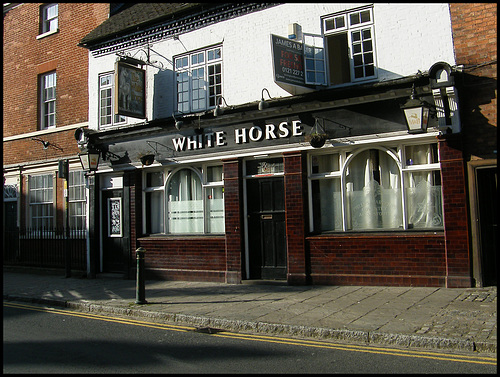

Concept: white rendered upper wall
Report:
left=87, top=3, right=455, bottom=130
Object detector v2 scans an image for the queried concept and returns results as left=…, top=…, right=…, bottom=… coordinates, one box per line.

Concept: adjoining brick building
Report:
left=449, top=3, right=497, bottom=287
left=72, top=3, right=491, bottom=288
left=3, top=3, right=110, bottom=272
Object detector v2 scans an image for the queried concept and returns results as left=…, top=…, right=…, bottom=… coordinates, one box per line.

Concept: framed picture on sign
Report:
left=108, top=197, right=122, bottom=237
left=114, top=61, right=146, bottom=119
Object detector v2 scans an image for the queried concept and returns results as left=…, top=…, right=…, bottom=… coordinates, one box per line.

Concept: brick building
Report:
left=3, top=3, right=110, bottom=272
left=449, top=3, right=497, bottom=286
left=72, top=3, right=487, bottom=288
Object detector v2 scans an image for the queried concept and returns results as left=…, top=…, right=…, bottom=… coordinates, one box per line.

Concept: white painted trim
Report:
left=3, top=122, right=88, bottom=142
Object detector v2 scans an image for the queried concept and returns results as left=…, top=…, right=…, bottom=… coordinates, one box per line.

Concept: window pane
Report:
left=146, top=171, right=164, bottom=187
left=312, top=178, right=342, bottom=231
left=336, top=16, right=345, bottom=28
left=405, top=171, right=443, bottom=228
left=207, top=166, right=223, bottom=182
left=146, top=191, right=164, bottom=234
left=207, top=186, right=224, bottom=233
left=360, top=10, right=371, bottom=23
left=405, top=144, right=439, bottom=166
left=346, top=150, right=402, bottom=230
left=312, top=154, right=340, bottom=173
left=167, top=169, right=203, bottom=233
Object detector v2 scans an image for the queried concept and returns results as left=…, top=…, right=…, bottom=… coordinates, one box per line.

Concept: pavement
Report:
left=3, top=269, right=497, bottom=355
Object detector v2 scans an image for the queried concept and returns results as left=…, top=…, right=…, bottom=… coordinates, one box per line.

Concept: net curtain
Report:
left=345, top=148, right=402, bottom=230
left=167, top=168, right=203, bottom=233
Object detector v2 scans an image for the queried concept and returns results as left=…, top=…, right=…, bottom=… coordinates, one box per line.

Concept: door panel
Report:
left=101, top=190, right=126, bottom=273
left=247, top=178, right=287, bottom=279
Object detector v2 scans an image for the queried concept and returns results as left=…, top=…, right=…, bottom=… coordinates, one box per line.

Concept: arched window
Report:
left=309, top=143, right=443, bottom=233
left=166, top=168, right=203, bottom=234
left=345, top=148, right=402, bottom=230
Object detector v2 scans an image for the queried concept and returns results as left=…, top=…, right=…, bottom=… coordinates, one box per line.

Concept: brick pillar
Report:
left=283, top=151, right=308, bottom=285
left=223, top=158, right=243, bottom=283
left=439, top=135, right=471, bottom=287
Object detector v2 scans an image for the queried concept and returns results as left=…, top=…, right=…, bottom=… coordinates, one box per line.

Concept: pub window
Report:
left=322, top=6, right=377, bottom=86
left=143, top=165, right=224, bottom=235
left=28, top=174, right=54, bottom=230
left=174, top=46, right=223, bottom=114
left=309, top=143, right=443, bottom=232
left=68, top=170, right=86, bottom=232
left=98, top=72, right=126, bottom=128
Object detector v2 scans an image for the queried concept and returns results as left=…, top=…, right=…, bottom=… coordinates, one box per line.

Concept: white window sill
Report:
left=36, top=29, right=59, bottom=40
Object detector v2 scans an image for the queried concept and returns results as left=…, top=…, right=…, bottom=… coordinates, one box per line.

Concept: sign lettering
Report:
left=171, top=120, right=304, bottom=152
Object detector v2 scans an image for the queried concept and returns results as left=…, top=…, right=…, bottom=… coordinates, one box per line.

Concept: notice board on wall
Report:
left=271, top=34, right=307, bottom=87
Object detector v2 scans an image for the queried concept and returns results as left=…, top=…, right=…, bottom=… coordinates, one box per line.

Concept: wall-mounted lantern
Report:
left=213, top=95, right=229, bottom=117
left=258, top=88, right=272, bottom=110
left=78, top=147, right=101, bottom=172
left=400, top=85, right=430, bottom=134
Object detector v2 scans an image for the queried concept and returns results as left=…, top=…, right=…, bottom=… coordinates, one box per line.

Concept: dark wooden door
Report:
left=101, top=190, right=127, bottom=273
left=247, top=178, right=287, bottom=279
left=476, top=168, right=497, bottom=286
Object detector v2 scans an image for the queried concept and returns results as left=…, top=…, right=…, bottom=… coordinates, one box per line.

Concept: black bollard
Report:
left=135, top=247, right=147, bottom=304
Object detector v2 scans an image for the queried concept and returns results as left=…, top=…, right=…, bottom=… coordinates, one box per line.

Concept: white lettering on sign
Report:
left=171, top=120, right=304, bottom=152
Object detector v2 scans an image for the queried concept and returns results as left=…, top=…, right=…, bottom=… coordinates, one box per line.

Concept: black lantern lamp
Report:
left=78, top=147, right=100, bottom=172
left=401, top=84, right=430, bottom=134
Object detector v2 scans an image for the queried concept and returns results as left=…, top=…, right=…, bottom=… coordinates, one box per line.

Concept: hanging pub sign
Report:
left=114, top=61, right=146, bottom=119
left=271, top=34, right=307, bottom=87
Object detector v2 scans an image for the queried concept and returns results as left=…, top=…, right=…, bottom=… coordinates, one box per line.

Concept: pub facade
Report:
left=78, top=3, right=472, bottom=287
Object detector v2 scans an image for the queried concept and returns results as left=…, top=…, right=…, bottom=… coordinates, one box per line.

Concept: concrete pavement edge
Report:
left=4, top=294, right=495, bottom=354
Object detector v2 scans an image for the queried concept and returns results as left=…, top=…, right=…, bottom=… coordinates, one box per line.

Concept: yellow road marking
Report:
left=3, top=301, right=195, bottom=332
left=4, top=301, right=496, bottom=366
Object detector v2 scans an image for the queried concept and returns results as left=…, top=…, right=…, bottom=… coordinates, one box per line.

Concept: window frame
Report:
left=142, top=164, right=225, bottom=235
left=39, top=71, right=56, bottom=130
left=174, top=45, right=223, bottom=114
left=28, top=174, right=55, bottom=230
left=68, top=170, right=86, bottom=233
left=38, top=3, right=59, bottom=37
left=321, top=6, right=378, bottom=87
left=308, top=142, right=443, bottom=233
left=98, top=72, right=126, bottom=128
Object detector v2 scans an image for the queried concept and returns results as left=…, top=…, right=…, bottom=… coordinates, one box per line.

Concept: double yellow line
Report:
left=4, top=301, right=496, bottom=366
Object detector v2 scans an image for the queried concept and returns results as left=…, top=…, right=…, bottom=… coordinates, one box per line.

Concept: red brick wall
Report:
left=3, top=3, right=110, bottom=167
left=137, top=237, right=227, bottom=282
left=307, top=234, right=446, bottom=287
left=284, top=151, right=308, bottom=284
left=3, top=3, right=109, bottom=137
left=449, top=3, right=497, bottom=160
left=222, top=158, right=244, bottom=283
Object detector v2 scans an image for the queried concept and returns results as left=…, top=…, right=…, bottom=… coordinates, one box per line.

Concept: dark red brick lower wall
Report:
left=137, top=236, right=226, bottom=282
left=307, top=233, right=447, bottom=286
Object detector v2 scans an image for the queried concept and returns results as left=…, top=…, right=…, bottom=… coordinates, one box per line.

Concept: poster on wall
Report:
left=271, top=34, right=308, bottom=87
left=114, top=61, right=146, bottom=119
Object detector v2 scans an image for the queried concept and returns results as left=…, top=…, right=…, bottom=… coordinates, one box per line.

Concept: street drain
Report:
left=193, top=327, right=225, bottom=334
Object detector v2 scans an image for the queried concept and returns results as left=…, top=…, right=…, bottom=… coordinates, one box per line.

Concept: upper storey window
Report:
left=99, top=72, right=126, bottom=128
left=174, top=46, right=222, bottom=114
left=40, top=3, right=58, bottom=36
left=322, top=6, right=376, bottom=86
left=40, top=71, right=56, bottom=130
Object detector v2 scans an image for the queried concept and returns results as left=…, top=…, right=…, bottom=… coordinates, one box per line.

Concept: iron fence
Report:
left=3, top=227, right=87, bottom=271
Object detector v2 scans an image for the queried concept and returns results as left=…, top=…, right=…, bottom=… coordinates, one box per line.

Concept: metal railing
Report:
left=3, top=227, right=87, bottom=271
